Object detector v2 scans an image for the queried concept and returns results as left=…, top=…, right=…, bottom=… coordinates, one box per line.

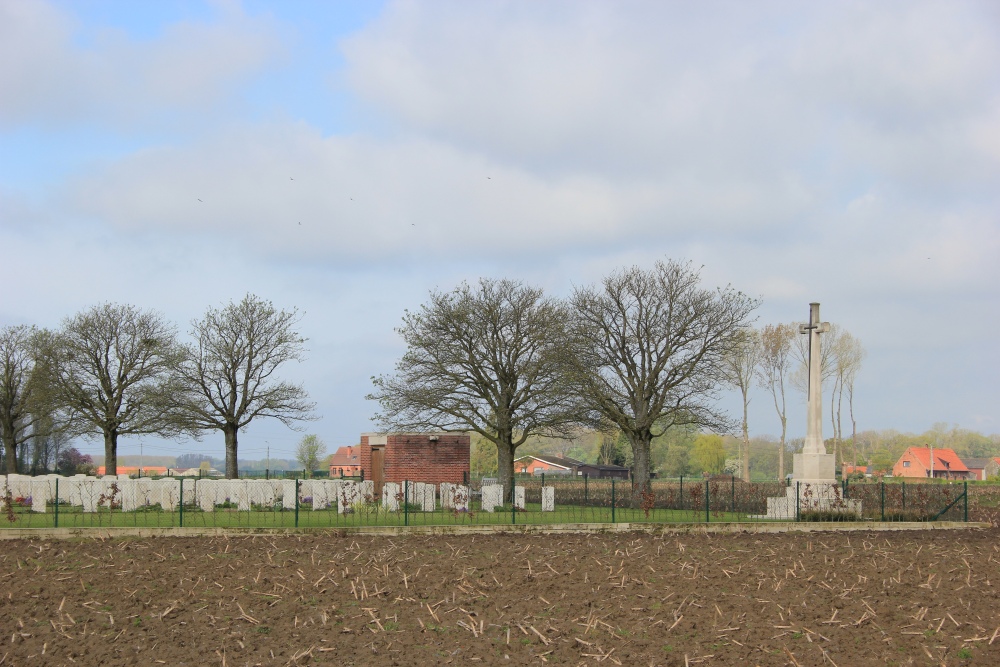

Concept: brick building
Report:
left=359, top=433, right=470, bottom=497
left=892, top=446, right=971, bottom=480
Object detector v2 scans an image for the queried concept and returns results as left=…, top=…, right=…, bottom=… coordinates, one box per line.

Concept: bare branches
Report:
left=0, top=325, right=50, bottom=473
left=567, top=260, right=760, bottom=494
left=173, top=294, right=316, bottom=479
left=722, top=328, right=761, bottom=482
left=368, top=278, right=580, bottom=491
left=40, top=304, right=182, bottom=476
left=756, top=323, right=796, bottom=479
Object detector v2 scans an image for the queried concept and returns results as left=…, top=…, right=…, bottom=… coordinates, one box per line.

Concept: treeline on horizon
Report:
left=478, top=423, right=1000, bottom=481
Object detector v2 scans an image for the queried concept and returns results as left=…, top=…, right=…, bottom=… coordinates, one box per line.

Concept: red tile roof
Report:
left=903, top=447, right=969, bottom=472
left=329, top=446, right=360, bottom=467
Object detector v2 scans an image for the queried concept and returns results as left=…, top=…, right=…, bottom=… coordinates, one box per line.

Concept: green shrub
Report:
left=798, top=509, right=860, bottom=522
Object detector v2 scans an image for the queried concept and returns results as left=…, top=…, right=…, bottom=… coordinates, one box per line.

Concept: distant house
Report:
left=95, top=465, right=169, bottom=477
left=962, top=458, right=992, bottom=481
left=841, top=464, right=874, bottom=478
left=892, top=447, right=971, bottom=480
left=514, top=455, right=630, bottom=480
left=985, top=458, right=1000, bottom=480
left=328, top=446, right=362, bottom=477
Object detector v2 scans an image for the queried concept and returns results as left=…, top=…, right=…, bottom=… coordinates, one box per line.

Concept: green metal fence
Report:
left=0, top=474, right=973, bottom=530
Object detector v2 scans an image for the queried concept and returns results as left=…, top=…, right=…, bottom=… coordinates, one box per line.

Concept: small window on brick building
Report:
left=903, top=461, right=910, bottom=467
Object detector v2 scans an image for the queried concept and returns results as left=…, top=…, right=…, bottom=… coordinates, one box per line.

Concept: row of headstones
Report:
left=1, top=475, right=381, bottom=514
left=3, top=475, right=555, bottom=514
left=480, top=484, right=555, bottom=512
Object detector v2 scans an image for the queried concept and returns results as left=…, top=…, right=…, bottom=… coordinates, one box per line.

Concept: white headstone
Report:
left=514, top=486, right=525, bottom=510
left=120, top=480, right=140, bottom=512
left=453, top=485, right=470, bottom=512
left=421, top=484, right=435, bottom=512
left=337, top=481, right=359, bottom=514
left=310, top=481, right=329, bottom=510
left=439, top=482, right=455, bottom=509
left=541, top=486, right=554, bottom=512
left=382, top=482, right=401, bottom=511
left=281, top=480, right=297, bottom=510
left=481, top=484, right=503, bottom=512
left=30, top=480, right=49, bottom=513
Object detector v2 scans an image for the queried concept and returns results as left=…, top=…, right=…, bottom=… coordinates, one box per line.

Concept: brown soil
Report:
left=2, top=529, right=998, bottom=666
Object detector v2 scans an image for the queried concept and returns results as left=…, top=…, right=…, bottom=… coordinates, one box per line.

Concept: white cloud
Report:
left=0, top=0, right=282, bottom=129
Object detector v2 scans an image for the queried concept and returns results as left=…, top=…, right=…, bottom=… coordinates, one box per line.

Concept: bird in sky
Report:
left=197, top=198, right=203, bottom=202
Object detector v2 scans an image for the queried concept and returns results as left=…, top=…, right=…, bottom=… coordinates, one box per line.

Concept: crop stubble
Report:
left=1, top=529, right=998, bottom=665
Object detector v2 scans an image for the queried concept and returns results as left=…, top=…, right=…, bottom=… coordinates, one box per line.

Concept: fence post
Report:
left=964, top=481, right=968, bottom=522
left=511, top=485, right=516, bottom=525
left=680, top=475, right=684, bottom=511
left=541, top=472, right=545, bottom=487
left=731, top=475, right=735, bottom=514
left=54, top=478, right=59, bottom=528
left=611, top=478, right=616, bottom=523
left=179, top=478, right=184, bottom=527
left=584, top=474, right=588, bottom=503
left=360, top=469, right=365, bottom=482
left=705, top=479, right=709, bottom=523
left=294, top=478, right=300, bottom=528
left=880, top=481, right=885, bottom=522
left=901, top=481, right=905, bottom=510
left=404, top=481, right=409, bottom=527
left=795, top=481, right=800, bottom=521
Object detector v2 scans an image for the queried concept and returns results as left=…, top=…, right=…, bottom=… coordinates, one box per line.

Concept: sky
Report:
left=2, top=0, right=998, bottom=464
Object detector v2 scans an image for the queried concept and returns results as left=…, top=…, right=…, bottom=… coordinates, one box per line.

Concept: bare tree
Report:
left=567, top=260, right=759, bottom=501
left=174, top=294, right=316, bottom=479
left=0, top=325, right=49, bottom=473
left=41, top=304, right=181, bottom=476
left=368, top=278, right=579, bottom=493
left=833, top=332, right=865, bottom=466
left=756, top=323, right=795, bottom=480
left=721, top=328, right=761, bottom=481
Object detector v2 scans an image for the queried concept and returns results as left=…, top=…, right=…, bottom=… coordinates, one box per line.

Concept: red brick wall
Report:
left=359, top=435, right=373, bottom=477
left=360, top=434, right=470, bottom=485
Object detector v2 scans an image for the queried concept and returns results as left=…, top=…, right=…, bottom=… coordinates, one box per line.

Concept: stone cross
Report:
left=799, top=302, right=830, bottom=455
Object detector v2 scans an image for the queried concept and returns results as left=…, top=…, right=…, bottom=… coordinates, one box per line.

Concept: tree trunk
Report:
left=740, top=386, right=751, bottom=482
left=629, top=432, right=652, bottom=508
left=496, top=438, right=515, bottom=499
left=224, top=424, right=239, bottom=479
left=3, top=439, right=16, bottom=474
left=1, top=418, right=17, bottom=473
left=778, top=414, right=786, bottom=481
left=104, top=429, right=118, bottom=477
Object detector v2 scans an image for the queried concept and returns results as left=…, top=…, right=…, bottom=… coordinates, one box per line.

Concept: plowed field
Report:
left=1, top=528, right=997, bottom=666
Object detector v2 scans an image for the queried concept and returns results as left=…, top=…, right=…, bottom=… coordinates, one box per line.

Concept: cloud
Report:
left=64, top=121, right=819, bottom=262
left=0, top=0, right=282, bottom=129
